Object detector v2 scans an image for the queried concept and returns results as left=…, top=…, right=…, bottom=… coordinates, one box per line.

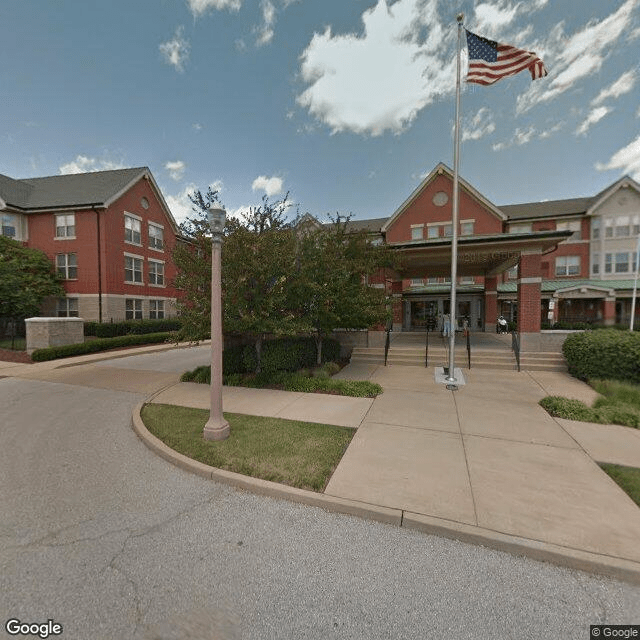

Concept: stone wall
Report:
left=25, top=318, right=84, bottom=355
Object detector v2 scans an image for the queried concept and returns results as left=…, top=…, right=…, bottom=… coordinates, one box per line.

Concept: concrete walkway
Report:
left=149, top=361, right=640, bottom=582
left=5, top=346, right=640, bottom=583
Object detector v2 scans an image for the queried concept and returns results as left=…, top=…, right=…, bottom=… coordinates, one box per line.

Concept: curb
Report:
left=132, top=402, right=640, bottom=586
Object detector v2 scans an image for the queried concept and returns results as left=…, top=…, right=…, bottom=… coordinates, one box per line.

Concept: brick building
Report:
left=0, top=167, right=183, bottom=322
left=349, top=163, right=640, bottom=343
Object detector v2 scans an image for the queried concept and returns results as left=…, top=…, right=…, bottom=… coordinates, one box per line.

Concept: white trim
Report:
left=124, top=211, right=143, bottom=222
left=147, top=257, right=165, bottom=265
left=518, top=277, right=542, bottom=284
left=586, top=175, right=640, bottom=215
left=148, top=221, right=164, bottom=230
left=123, top=250, right=144, bottom=260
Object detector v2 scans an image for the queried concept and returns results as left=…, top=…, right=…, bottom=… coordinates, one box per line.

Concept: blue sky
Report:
left=2, top=0, right=639, bottom=225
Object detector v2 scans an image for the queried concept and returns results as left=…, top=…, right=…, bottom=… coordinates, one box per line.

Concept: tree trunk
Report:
left=315, top=333, right=323, bottom=366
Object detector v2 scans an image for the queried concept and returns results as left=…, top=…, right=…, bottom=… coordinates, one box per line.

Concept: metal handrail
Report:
left=466, top=329, right=471, bottom=369
left=425, top=328, right=429, bottom=367
left=384, top=329, right=391, bottom=366
left=511, top=330, right=521, bottom=372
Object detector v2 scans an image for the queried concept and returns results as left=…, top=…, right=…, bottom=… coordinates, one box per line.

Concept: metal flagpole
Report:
left=446, top=13, right=464, bottom=388
left=630, top=234, right=640, bottom=332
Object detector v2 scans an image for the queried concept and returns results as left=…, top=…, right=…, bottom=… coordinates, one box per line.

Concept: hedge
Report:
left=84, top=318, right=182, bottom=338
left=562, top=329, right=640, bottom=383
left=31, top=332, right=173, bottom=362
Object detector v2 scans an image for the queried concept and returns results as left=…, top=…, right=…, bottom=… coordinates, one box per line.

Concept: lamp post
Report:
left=203, top=204, right=230, bottom=441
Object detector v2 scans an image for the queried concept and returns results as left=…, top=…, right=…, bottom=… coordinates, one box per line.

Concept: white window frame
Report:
left=148, top=259, right=165, bottom=287
left=427, top=224, right=440, bottom=239
left=556, top=220, right=582, bottom=241
left=591, top=218, right=600, bottom=240
left=410, top=278, right=423, bottom=287
left=149, top=300, right=165, bottom=319
left=460, top=220, right=474, bottom=236
left=124, top=213, right=142, bottom=246
left=591, top=253, right=600, bottom=276
left=55, top=213, right=75, bottom=239
left=615, top=252, right=629, bottom=273
left=555, top=256, right=580, bottom=277
left=410, top=225, right=423, bottom=241
left=1, top=213, right=18, bottom=239
left=57, top=298, right=78, bottom=317
left=124, top=253, right=144, bottom=284
left=615, top=216, right=630, bottom=238
left=125, top=299, right=143, bottom=320
left=508, top=222, right=532, bottom=234
left=605, top=253, right=613, bottom=273
left=56, top=253, right=77, bottom=280
left=148, top=222, right=164, bottom=251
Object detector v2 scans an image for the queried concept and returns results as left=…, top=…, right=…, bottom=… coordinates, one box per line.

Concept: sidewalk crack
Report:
left=452, top=390, right=479, bottom=527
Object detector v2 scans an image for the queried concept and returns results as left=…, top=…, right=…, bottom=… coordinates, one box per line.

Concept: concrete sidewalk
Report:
left=149, top=362, right=640, bottom=582
left=6, top=345, right=640, bottom=582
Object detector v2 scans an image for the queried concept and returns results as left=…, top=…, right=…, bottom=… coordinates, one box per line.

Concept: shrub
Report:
left=562, top=329, right=640, bottom=383
left=31, top=332, right=173, bottom=362
left=84, top=319, right=182, bottom=338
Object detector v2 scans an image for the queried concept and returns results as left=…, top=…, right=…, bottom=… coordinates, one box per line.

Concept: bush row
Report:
left=84, top=319, right=182, bottom=338
left=31, top=332, right=173, bottom=362
left=562, top=329, right=640, bottom=383
left=223, top=336, right=341, bottom=375
left=541, top=321, right=640, bottom=331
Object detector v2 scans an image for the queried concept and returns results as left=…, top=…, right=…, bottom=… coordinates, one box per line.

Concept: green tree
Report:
left=295, top=215, right=393, bottom=364
left=0, top=235, right=65, bottom=324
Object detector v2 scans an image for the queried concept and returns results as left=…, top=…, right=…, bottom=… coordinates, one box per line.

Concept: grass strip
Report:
left=141, top=403, right=355, bottom=492
left=599, top=463, right=640, bottom=508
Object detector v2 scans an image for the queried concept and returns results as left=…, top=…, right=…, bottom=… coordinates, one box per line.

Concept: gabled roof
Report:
left=586, top=175, right=640, bottom=215
left=0, top=167, right=149, bottom=211
left=498, top=197, right=593, bottom=220
left=381, top=163, right=507, bottom=233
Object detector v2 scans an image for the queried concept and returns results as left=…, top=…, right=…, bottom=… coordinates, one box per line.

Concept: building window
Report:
left=508, top=222, right=532, bottom=234
left=507, top=265, right=518, bottom=280
left=125, top=299, right=143, bottom=320
left=615, top=252, right=629, bottom=273
left=149, top=223, right=164, bottom=250
left=460, top=221, right=474, bottom=236
left=605, top=218, right=614, bottom=238
left=410, top=226, right=423, bottom=240
left=633, top=216, right=640, bottom=236
left=591, top=218, right=600, bottom=240
left=57, top=298, right=78, bottom=317
left=592, top=253, right=599, bottom=275
left=149, top=260, right=164, bottom=286
left=615, top=216, right=630, bottom=238
left=124, top=214, right=142, bottom=245
left=426, top=277, right=439, bottom=284
left=1, top=213, right=17, bottom=238
left=443, top=224, right=453, bottom=237
left=557, top=220, right=581, bottom=241
left=410, top=278, right=423, bottom=287
left=56, top=253, right=77, bottom=279
left=427, top=225, right=439, bottom=239
left=459, top=276, right=474, bottom=284
left=605, top=253, right=612, bottom=273
left=55, top=214, right=75, bottom=238
left=555, top=256, right=580, bottom=276
left=124, top=255, right=143, bottom=283
left=149, top=300, right=165, bottom=319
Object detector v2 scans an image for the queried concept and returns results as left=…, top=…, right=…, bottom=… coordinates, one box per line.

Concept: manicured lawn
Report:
left=600, top=463, right=640, bottom=508
left=0, top=337, right=26, bottom=351
left=141, top=403, right=355, bottom=492
left=539, top=379, right=640, bottom=428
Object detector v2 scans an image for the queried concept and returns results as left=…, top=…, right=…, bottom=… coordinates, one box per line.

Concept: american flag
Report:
left=465, top=30, right=547, bottom=86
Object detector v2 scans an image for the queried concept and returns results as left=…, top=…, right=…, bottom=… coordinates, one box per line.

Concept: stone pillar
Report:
left=517, top=250, right=542, bottom=351
left=603, top=297, right=616, bottom=326
left=25, top=317, right=84, bottom=355
left=391, top=295, right=403, bottom=332
left=484, top=275, right=498, bottom=330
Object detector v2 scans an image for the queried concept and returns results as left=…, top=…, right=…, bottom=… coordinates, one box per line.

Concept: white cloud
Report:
left=461, top=107, right=496, bottom=142
left=159, top=26, right=190, bottom=72
left=596, top=135, right=640, bottom=180
left=592, top=69, right=636, bottom=105
left=165, top=160, right=186, bottom=181
left=187, top=0, right=241, bottom=16
left=59, top=155, right=126, bottom=174
left=474, top=1, right=520, bottom=34
left=193, top=123, right=203, bottom=131
left=297, top=0, right=456, bottom=137
left=517, top=0, right=636, bottom=113
left=252, top=175, right=283, bottom=196
left=165, top=183, right=196, bottom=226
left=575, top=106, right=611, bottom=136
left=491, top=126, right=539, bottom=151
left=255, top=0, right=276, bottom=46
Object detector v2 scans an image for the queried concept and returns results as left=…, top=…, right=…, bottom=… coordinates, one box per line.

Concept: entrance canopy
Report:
left=388, top=230, right=572, bottom=279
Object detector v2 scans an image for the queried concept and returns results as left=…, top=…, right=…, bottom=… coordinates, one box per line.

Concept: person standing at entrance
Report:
left=443, top=313, right=451, bottom=337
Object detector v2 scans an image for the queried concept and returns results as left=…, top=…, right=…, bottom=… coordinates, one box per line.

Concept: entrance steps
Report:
left=349, top=333, right=568, bottom=372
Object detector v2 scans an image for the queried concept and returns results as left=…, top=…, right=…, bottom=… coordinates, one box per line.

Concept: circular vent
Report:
left=432, top=191, right=449, bottom=206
